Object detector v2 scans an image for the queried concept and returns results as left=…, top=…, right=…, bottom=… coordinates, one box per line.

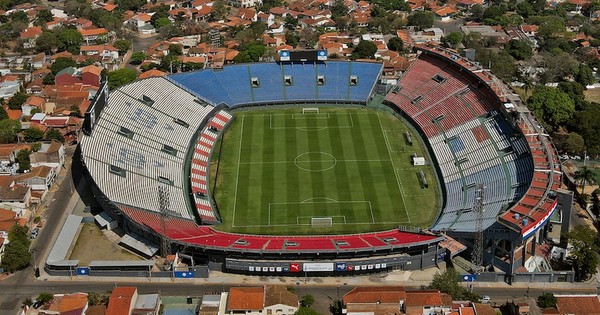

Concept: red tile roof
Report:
left=107, top=287, right=136, bottom=315
left=556, top=295, right=600, bottom=315
left=344, top=287, right=407, bottom=304
left=227, top=287, right=265, bottom=311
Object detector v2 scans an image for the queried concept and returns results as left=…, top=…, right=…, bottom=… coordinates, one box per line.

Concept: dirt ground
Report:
left=69, top=223, right=142, bottom=265
left=584, top=89, right=600, bottom=103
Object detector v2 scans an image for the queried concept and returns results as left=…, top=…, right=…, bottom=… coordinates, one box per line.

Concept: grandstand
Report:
left=76, top=50, right=559, bottom=276
left=169, top=61, right=382, bottom=106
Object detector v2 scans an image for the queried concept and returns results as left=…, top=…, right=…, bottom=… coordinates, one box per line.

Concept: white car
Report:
left=481, top=296, right=491, bottom=304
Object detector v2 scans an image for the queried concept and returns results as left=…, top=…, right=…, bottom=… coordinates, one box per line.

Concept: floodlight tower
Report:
left=471, top=183, right=485, bottom=273
left=158, top=186, right=171, bottom=260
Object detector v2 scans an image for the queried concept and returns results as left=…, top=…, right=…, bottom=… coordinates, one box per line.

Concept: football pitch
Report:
left=211, top=107, right=440, bottom=235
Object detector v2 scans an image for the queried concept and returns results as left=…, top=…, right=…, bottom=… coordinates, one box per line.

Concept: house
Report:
left=55, top=65, right=102, bottom=87
left=0, top=77, right=21, bottom=99
left=0, top=176, right=31, bottom=211
left=20, top=26, right=42, bottom=49
left=224, top=286, right=299, bottom=315
left=78, top=27, right=110, bottom=45
left=343, top=286, right=407, bottom=315
left=30, top=141, right=65, bottom=171
left=107, top=287, right=162, bottom=315
left=403, top=290, right=453, bottom=315
left=520, top=24, right=538, bottom=37
left=226, top=0, right=262, bottom=8
left=138, top=69, right=167, bottom=79
left=126, top=13, right=156, bottom=35
left=22, top=96, right=45, bottom=116
left=0, top=208, right=26, bottom=244
left=0, top=144, right=29, bottom=166
left=28, top=292, right=88, bottom=315
left=79, top=45, right=119, bottom=60
left=31, top=52, right=46, bottom=69
left=552, top=294, right=600, bottom=315
left=435, top=7, right=458, bottom=21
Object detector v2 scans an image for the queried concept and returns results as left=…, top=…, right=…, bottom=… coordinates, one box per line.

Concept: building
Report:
left=29, top=292, right=89, bottom=315
left=552, top=294, right=600, bottom=315
left=78, top=27, right=110, bottom=45
left=55, top=65, right=102, bottom=87
left=107, top=287, right=162, bottom=315
left=226, top=0, right=262, bottom=8
left=224, top=286, right=299, bottom=315
left=30, top=141, right=65, bottom=172
left=20, top=26, right=42, bottom=49
left=0, top=176, right=31, bottom=211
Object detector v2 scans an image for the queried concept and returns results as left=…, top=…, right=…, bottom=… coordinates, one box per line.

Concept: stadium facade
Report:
left=68, top=45, right=561, bottom=278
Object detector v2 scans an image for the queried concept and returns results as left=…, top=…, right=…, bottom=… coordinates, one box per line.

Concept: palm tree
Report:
left=574, top=166, right=594, bottom=194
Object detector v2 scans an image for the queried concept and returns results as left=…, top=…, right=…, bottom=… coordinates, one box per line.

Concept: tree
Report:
left=233, top=44, right=266, bottom=63
left=295, top=307, right=322, bottom=315
left=8, top=92, right=27, bottom=110
left=576, top=63, right=595, bottom=86
left=35, top=32, right=61, bottom=54
left=1, top=224, right=30, bottom=273
left=210, top=0, right=227, bottom=21
left=330, top=0, right=348, bottom=20
left=50, top=57, right=77, bottom=75
left=35, top=9, right=54, bottom=26
left=538, top=16, right=566, bottom=39
left=57, top=28, right=84, bottom=54
left=352, top=40, right=377, bottom=59
left=107, top=68, right=137, bottom=89
left=537, top=293, right=557, bottom=309
left=563, top=132, right=585, bottom=156
left=0, top=119, right=20, bottom=143
left=88, top=291, right=111, bottom=306
left=574, top=166, right=594, bottom=195
left=516, top=1, right=534, bottom=18
left=45, top=128, right=65, bottom=143
left=387, top=36, right=404, bottom=52
left=24, top=127, right=44, bottom=142
left=527, top=86, right=575, bottom=130
left=15, top=148, right=30, bottom=172
left=329, top=300, right=342, bottom=315
left=564, top=225, right=600, bottom=281
left=441, top=32, right=463, bottom=49
left=429, top=268, right=464, bottom=299
left=113, top=39, right=131, bottom=54
left=43, top=73, right=55, bottom=85
left=154, top=17, right=171, bottom=29
left=408, top=11, right=434, bottom=30
left=130, top=51, right=146, bottom=65
left=115, top=0, right=146, bottom=11
left=168, top=44, right=183, bottom=56
left=505, top=39, right=533, bottom=60
left=0, top=106, right=7, bottom=120
left=300, top=295, right=314, bottom=308
left=37, top=292, right=54, bottom=304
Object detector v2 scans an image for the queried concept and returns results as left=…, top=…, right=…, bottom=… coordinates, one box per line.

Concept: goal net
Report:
left=302, top=108, right=319, bottom=114
left=311, top=217, right=333, bottom=227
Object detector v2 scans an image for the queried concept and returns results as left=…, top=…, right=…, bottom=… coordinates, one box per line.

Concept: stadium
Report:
left=72, top=44, right=561, bottom=277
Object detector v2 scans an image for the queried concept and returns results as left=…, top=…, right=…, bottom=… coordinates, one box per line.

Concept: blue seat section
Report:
left=249, top=63, right=285, bottom=103
left=168, top=70, right=231, bottom=105
left=214, top=66, right=252, bottom=105
left=349, top=62, right=383, bottom=100
left=316, top=62, right=350, bottom=101
left=281, top=63, right=317, bottom=102
left=448, top=137, right=465, bottom=154
left=168, top=61, right=382, bottom=106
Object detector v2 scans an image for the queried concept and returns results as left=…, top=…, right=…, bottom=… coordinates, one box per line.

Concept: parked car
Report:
left=481, top=296, right=491, bottom=304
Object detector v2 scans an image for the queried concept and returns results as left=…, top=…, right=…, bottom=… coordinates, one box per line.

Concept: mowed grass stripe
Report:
left=367, top=113, right=407, bottom=223
left=344, top=113, right=372, bottom=224
left=329, top=113, right=357, bottom=223
left=261, top=115, right=276, bottom=226
left=234, top=115, right=254, bottom=225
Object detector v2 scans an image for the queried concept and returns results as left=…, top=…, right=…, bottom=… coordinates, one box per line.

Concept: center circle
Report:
left=294, top=152, right=337, bottom=172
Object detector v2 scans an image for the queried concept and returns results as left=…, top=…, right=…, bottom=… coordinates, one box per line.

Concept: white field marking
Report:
left=268, top=113, right=353, bottom=130
left=231, top=115, right=245, bottom=227
left=378, top=112, right=411, bottom=223
left=266, top=200, right=374, bottom=226
left=238, top=159, right=390, bottom=165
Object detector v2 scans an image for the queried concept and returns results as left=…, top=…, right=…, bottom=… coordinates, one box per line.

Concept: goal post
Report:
left=302, top=107, right=319, bottom=114
left=311, top=217, right=333, bottom=227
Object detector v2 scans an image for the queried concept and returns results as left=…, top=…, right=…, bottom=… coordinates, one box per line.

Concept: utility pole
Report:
left=158, top=186, right=171, bottom=270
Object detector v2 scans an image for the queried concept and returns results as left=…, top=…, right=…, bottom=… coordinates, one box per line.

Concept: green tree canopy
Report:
left=1, top=224, right=30, bottom=273
left=43, top=73, right=55, bottom=85
left=45, top=128, right=65, bottom=143
left=130, top=51, right=147, bottom=65
left=57, top=28, right=84, bottom=54
left=300, top=295, right=314, bottom=308
left=35, top=32, right=61, bottom=54
left=527, top=86, right=575, bottom=130
left=8, top=92, right=27, bottom=110
left=16, top=148, right=30, bottom=172
left=564, top=225, right=600, bottom=281
left=24, top=127, right=43, bottom=142
left=407, top=12, right=434, bottom=30
left=352, top=40, right=377, bottom=59
left=154, top=17, right=172, bottom=29
left=0, top=119, right=20, bottom=143
left=441, top=32, right=463, bottom=49
left=233, top=44, right=266, bottom=63
left=537, top=293, right=557, bottom=309
left=37, top=292, right=54, bottom=304
left=0, top=106, right=7, bottom=120
left=50, top=57, right=77, bottom=75
left=113, top=39, right=131, bottom=54
left=295, top=307, right=322, bottom=315
left=576, top=63, right=595, bottom=86
left=107, top=68, right=137, bottom=89
left=387, top=36, right=404, bottom=52
left=505, top=39, right=533, bottom=60
left=563, top=132, right=585, bottom=156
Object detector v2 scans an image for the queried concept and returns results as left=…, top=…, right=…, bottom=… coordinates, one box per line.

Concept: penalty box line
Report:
left=267, top=200, right=375, bottom=226
left=269, top=113, right=354, bottom=130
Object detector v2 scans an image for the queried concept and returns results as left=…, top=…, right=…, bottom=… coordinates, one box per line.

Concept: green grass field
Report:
left=211, top=107, right=440, bottom=235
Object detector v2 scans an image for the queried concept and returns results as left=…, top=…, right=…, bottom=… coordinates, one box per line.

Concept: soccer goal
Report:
left=311, top=217, right=333, bottom=227
left=302, top=108, right=319, bottom=114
